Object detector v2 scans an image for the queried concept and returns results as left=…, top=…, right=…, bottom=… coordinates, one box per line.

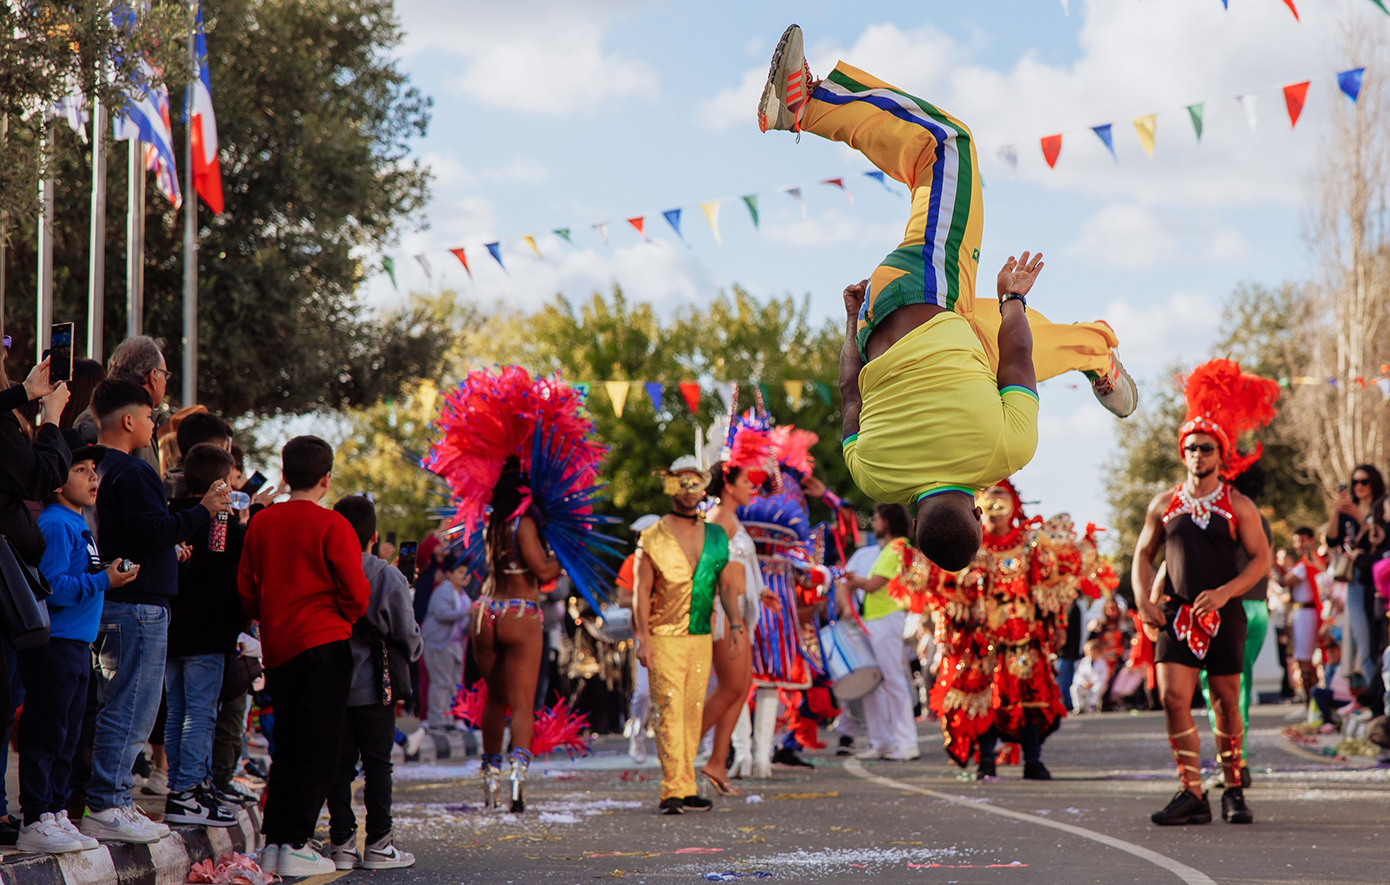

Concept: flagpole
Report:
left=182, top=21, right=197, bottom=406
left=0, top=112, right=7, bottom=345
left=88, top=96, right=108, bottom=362
left=126, top=140, right=144, bottom=338
left=36, top=127, right=55, bottom=363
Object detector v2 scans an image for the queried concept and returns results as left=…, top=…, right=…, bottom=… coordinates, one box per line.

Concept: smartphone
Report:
left=386, top=531, right=398, bottom=545
left=1338, top=482, right=1349, bottom=494
left=241, top=471, right=268, bottom=498
left=49, top=322, right=74, bottom=383
left=398, top=541, right=418, bottom=583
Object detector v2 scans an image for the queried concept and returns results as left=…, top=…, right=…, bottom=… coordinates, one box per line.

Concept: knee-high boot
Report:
left=729, top=701, right=753, bottom=779
left=751, top=688, right=779, bottom=779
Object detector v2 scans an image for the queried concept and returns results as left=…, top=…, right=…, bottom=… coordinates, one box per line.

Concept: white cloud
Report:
left=1102, top=290, right=1219, bottom=372
left=395, top=0, right=658, bottom=115
left=479, top=158, right=550, bottom=185
left=1063, top=203, right=1253, bottom=268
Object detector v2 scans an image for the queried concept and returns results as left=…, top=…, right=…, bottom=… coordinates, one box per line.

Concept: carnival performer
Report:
left=926, top=482, right=1089, bottom=778
left=1132, top=359, right=1276, bottom=827
left=698, top=421, right=777, bottom=795
left=633, top=458, right=742, bottom=815
left=757, top=23, right=1137, bottom=572
left=426, top=368, right=620, bottom=813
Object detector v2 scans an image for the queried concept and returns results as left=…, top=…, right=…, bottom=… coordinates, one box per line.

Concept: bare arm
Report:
left=633, top=550, right=656, bottom=669
left=994, top=253, right=1041, bottom=393
left=516, top=516, right=561, bottom=582
left=717, top=562, right=746, bottom=657
left=840, top=280, right=868, bottom=440
left=1132, top=491, right=1170, bottom=628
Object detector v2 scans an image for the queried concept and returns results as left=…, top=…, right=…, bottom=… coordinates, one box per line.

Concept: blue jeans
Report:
left=1056, top=657, right=1079, bottom=712
left=87, top=602, right=169, bottom=812
left=165, top=654, right=226, bottom=793
left=1346, top=582, right=1377, bottom=692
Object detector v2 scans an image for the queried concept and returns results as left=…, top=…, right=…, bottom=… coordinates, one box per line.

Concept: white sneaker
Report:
left=362, top=834, right=416, bottom=870
left=122, top=804, right=170, bottom=837
left=330, top=838, right=361, bottom=870
left=885, top=749, right=921, bottom=762
left=276, top=842, right=338, bottom=877
left=855, top=747, right=888, bottom=761
left=1091, top=353, right=1138, bottom=418
left=258, top=844, right=279, bottom=876
left=628, top=731, right=648, bottom=764
left=403, top=727, right=426, bottom=758
left=17, top=813, right=88, bottom=853
left=55, top=811, right=99, bottom=850
left=140, top=768, right=170, bottom=797
left=77, top=807, right=161, bottom=844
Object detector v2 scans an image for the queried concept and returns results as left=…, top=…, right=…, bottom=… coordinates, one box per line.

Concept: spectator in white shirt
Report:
left=1071, top=639, right=1111, bottom=714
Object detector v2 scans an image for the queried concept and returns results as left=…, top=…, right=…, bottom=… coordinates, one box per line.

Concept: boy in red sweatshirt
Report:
left=238, top=436, right=368, bottom=877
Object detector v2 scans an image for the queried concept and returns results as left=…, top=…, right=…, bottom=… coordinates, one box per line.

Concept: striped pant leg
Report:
left=800, top=62, right=983, bottom=320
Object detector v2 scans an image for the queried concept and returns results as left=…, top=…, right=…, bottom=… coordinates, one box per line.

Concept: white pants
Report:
left=630, top=658, right=650, bottom=727
left=1290, top=607, right=1318, bottom=662
left=1071, top=679, right=1104, bottom=713
left=861, top=610, right=918, bottom=755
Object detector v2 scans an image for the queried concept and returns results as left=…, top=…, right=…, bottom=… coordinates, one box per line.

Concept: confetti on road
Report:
left=772, top=791, right=839, bottom=800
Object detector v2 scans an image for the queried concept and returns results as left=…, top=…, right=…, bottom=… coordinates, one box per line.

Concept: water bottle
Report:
left=229, top=491, right=251, bottom=510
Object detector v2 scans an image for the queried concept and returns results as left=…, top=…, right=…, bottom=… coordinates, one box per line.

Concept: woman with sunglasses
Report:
left=1326, top=465, right=1388, bottom=714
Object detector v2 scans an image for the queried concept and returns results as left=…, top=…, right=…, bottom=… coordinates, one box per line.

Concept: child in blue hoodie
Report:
left=17, top=429, right=140, bottom=854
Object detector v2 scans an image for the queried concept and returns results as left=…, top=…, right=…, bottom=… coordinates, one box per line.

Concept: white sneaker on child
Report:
left=123, top=804, right=170, bottom=837
left=258, top=844, right=279, bottom=875
left=362, top=833, right=415, bottom=870
left=55, top=811, right=99, bottom=850
left=276, top=842, right=338, bottom=877
left=16, top=813, right=87, bottom=853
left=77, top=807, right=160, bottom=844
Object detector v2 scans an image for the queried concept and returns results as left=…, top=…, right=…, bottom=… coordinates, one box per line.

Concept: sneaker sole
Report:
left=334, top=859, right=361, bottom=871
left=757, top=24, right=803, bottom=132
left=164, top=815, right=239, bottom=828
left=79, top=830, right=161, bottom=844
left=362, top=858, right=416, bottom=870
left=1151, top=814, right=1213, bottom=826
left=16, top=837, right=87, bottom=853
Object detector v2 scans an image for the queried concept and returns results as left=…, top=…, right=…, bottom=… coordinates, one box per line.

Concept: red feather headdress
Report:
left=770, top=426, right=818, bottom=477
left=725, top=423, right=773, bottom=484
left=1178, top=359, right=1280, bottom=480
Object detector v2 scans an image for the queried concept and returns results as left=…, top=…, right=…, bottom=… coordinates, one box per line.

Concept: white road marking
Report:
left=843, top=759, right=1217, bottom=885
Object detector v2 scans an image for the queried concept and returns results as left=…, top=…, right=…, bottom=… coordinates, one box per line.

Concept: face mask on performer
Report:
left=660, top=456, right=710, bottom=515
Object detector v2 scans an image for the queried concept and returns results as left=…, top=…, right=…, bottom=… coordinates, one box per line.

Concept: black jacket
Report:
left=96, top=450, right=210, bottom=606
left=0, top=385, right=71, bottom=566
left=168, top=497, right=247, bottom=657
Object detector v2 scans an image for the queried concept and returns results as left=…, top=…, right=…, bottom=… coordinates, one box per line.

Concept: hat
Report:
left=61, top=428, right=107, bottom=466
left=629, top=514, right=660, bottom=533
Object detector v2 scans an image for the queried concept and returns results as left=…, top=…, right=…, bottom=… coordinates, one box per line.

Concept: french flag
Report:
left=113, top=59, right=182, bottom=209
left=189, top=3, right=223, bottom=214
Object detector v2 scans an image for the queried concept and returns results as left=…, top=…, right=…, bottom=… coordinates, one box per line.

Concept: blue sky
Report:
left=372, top=0, right=1388, bottom=537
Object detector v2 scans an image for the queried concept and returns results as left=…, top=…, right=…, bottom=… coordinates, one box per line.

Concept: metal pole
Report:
left=0, top=113, right=7, bottom=346
left=126, top=139, right=144, bottom=338
left=37, top=129, right=54, bottom=363
left=182, top=24, right=197, bottom=406
left=88, top=98, right=108, bottom=362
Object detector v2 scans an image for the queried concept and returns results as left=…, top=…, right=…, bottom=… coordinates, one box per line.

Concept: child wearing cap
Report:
left=18, top=430, right=140, bottom=854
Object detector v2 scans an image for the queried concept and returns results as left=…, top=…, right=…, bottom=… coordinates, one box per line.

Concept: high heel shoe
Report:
left=481, top=755, right=503, bottom=809
left=509, top=749, right=532, bottom=813
left=702, top=770, right=742, bottom=797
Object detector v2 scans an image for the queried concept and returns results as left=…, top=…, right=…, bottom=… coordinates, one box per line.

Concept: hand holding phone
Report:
left=398, top=541, right=419, bottom=583
left=49, top=323, right=74, bottom=384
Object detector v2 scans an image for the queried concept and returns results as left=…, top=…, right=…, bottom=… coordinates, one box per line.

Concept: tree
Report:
left=2, top=0, right=438, bottom=419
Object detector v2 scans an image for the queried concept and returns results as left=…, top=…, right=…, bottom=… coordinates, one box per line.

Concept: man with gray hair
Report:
left=75, top=337, right=170, bottom=471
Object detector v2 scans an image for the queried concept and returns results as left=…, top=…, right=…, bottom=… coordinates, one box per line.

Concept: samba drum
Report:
left=818, top=618, right=882, bottom=700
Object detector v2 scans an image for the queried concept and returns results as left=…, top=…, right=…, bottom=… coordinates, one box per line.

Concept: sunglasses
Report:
left=1351, top=478, right=1371, bottom=486
left=1183, top=443, right=1217, bottom=455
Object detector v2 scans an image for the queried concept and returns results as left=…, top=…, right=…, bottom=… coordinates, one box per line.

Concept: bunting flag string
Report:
left=554, top=228, right=574, bottom=245
left=579, top=377, right=841, bottom=419
left=627, top=216, right=650, bottom=242
left=1237, top=93, right=1259, bottom=133
left=592, top=222, right=609, bottom=246
left=644, top=381, right=664, bottom=413
left=1041, top=134, right=1063, bottom=169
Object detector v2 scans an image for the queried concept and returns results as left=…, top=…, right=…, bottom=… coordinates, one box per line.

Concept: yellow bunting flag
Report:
left=522, top=235, right=542, bottom=260
left=1132, top=114, right=1157, bottom=158
left=700, top=201, right=722, bottom=245
left=783, top=380, right=804, bottom=409
left=604, top=381, right=631, bottom=418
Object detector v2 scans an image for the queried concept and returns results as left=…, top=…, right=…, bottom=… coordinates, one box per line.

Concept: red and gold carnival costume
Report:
left=925, top=481, right=1115, bottom=766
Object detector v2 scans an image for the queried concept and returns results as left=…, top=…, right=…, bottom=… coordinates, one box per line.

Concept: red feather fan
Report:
left=1178, top=359, right=1280, bottom=479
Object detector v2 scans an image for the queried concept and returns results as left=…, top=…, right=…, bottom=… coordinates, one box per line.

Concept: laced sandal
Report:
left=701, top=770, right=742, bottom=797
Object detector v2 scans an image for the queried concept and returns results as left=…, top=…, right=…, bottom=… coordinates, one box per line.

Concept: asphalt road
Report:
left=308, top=705, right=1388, bottom=885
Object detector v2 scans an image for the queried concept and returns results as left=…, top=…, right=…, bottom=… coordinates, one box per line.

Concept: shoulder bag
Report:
left=0, top=535, right=52, bottom=649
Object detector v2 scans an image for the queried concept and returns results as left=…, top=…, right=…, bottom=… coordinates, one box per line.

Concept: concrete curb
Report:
left=0, top=806, right=261, bottom=885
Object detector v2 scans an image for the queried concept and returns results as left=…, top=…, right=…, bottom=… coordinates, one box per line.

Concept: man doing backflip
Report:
left=1132, top=359, right=1277, bottom=826
left=758, top=25, right=1137, bottom=572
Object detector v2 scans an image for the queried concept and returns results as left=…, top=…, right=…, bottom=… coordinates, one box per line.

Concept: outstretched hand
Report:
left=843, top=279, right=868, bottom=317
left=997, top=251, right=1044, bottom=299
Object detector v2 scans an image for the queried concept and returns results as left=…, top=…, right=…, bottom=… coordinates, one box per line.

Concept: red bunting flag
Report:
left=679, top=381, right=701, bottom=415
left=449, top=247, right=472, bottom=279
left=1040, top=134, right=1063, bottom=169
left=1282, top=0, right=1299, bottom=19
left=627, top=216, right=650, bottom=242
left=820, top=178, right=854, bottom=203
left=1283, top=81, right=1310, bottom=128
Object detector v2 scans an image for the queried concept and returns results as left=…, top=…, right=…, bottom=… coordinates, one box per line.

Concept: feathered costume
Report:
left=924, top=481, right=1117, bottom=767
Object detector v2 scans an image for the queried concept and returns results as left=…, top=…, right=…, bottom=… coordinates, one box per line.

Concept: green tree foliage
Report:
left=1105, top=283, right=1325, bottom=597
left=2, top=0, right=439, bottom=418
left=334, top=286, right=860, bottom=545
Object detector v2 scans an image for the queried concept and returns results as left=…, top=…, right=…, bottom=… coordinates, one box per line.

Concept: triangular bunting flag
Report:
left=1281, top=0, right=1299, bottom=20
left=574, top=382, right=591, bottom=399
left=700, top=201, right=723, bottom=244
left=1091, top=124, right=1116, bottom=162
left=1369, top=0, right=1389, bottom=15
left=604, top=381, right=631, bottom=418
left=821, top=178, right=854, bottom=203
left=755, top=383, right=773, bottom=414
left=783, top=380, right=804, bottom=409
left=1132, top=114, right=1157, bottom=158
left=812, top=380, right=833, bottom=406
left=863, top=169, right=895, bottom=193
left=592, top=222, right=609, bottom=246
left=485, top=242, right=505, bottom=270
left=1040, top=134, right=1063, bottom=169
left=1283, top=81, right=1310, bottom=128
left=628, top=216, right=650, bottom=242
left=522, top=235, right=542, bottom=260
left=1337, top=68, right=1365, bottom=103
left=382, top=256, right=397, bottom=290
left=1186, top=103, right=1205, bottom=142
left=996, top=145, right=1018, bottom=176
left=1237, top=94, right=1258, bottom=133
left=679, top=381, right=701, bottom=416
left=414, top=254, right=432, bottom=280
left=448, top=247, right=472, bottom=279
left=714, top=381, right=735, bottom=413
left=553, top=228, right=573, bottom=245
left=785, top=187, right=807, bottom=218
left=742, top=195, right=759, bottom=229
left=663, top=208, right=687, bottom=244
left=644, top=381, right=664, bottom=413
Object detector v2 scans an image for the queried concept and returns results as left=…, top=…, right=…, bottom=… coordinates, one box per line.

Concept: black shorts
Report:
left=1155, top=599, right=1247, bottom=676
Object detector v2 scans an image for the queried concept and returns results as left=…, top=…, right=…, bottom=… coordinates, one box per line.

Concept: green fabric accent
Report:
left=1199, top=600, right=1268, bottom=756
left=841, top=432, right=859, bottom=447
left=813, top=380, right=834, bottom=406
left=741, top=194, right=759, bottom=228
left=688, top=522, right=729, bottom=635
left=1000, top=385, right=1039, bottom=401
left=913, top=485, right=974, bottom=504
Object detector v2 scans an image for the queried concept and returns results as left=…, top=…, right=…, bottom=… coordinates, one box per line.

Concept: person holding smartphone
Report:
left=1325, top=465, right=1387, bottom=715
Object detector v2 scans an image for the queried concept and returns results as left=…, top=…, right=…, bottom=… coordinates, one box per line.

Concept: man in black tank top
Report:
left=1131, top=360, right=1276, bottom=828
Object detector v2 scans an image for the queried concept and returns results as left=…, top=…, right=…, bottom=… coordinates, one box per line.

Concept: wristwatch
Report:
left=999, top=291, right=1027, bottom=311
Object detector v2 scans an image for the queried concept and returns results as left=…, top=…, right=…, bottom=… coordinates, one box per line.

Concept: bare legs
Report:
left=1158, top=663, right=1244, bottom=795
left=473, top=608, right=544, bottom=755
left=700, top=636, right=753, bottom=788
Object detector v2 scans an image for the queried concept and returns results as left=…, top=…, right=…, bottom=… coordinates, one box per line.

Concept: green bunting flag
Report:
left=553, top=228, right=573, bottom=245
left=382, top=256, right=397, bottom=290
left=1186, top=103, right=1205, bottom=142
left=742, top=194, right=759, bottom=229
left=813, top=380, right=833, bottom=406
